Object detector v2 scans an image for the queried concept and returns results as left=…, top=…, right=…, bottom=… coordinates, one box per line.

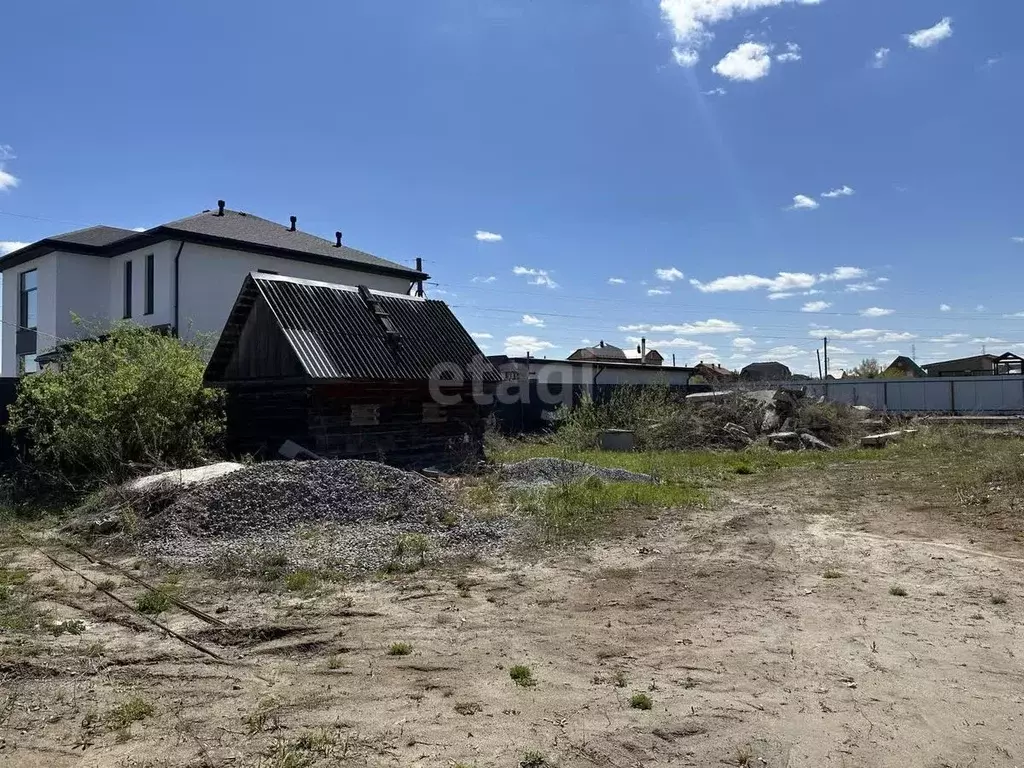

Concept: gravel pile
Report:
left=499, top=457, right=658, bottom=488
left=137, top=460, right=512, bottom=572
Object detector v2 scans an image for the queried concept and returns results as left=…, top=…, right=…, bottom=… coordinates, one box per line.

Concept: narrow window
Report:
left=123, top=261, right=133, bottom=318
left=144, top=253, right=154, bottom=315
left=18, top=269, right=37, bottom=330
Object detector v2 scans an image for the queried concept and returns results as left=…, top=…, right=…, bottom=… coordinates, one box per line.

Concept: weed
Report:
left=283, top=571, right=317, bottom=593
left=509, top=664, right=536, bottom=687
left=394, top=534, right=432, bottom=565
left=96, top=578, right=117, bottom=591
left=82, top=641, right=106, bottom=658
left=613, top=670, right=628, bottom=688
left=293, top=728, right=337, bottom=756
left=326, top=654, right=346, bottom=669
left=453, top=701, right=482, bottom=715
left=245, top=698, right=282, bottom=734
left=105, top=696, right=154, bottom=730
left=735, top=743, right=756, bottom=767
left=734, top=464, right=755, bottom=475
left=991, top=594, right=1008, bottom=605
left=136, top=590, right=172, bottom=615
left=46, top=618, right=86, bottom=636
left=261, top=553, right=291, bottom=581
left=388, top=642, right=413, bottom=656
left=629, top=692, right=653, bottom=710
left=823, top=569, right=842, bottom=579
left=520, top=750, right=549, bottom=768
left=888, top=585, right=908, bottom=597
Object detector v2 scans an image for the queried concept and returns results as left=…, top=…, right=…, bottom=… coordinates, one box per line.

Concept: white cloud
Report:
left=845, top=282, right=881, bottom=293
left=813, top=328, right=917, bottom=342
left=976, top=304, right=986, bottom=312
left=788, top=194, right=819, bottom=210
left=872, top=47, right=890, bottom=68
left=691, top=266, right=864, bottom=295
left=0, top=241, right=29, bottom=255
left=471, top=332, right=493, bottom=340
left=659, top=0, right=822, bottom=66
left=776, top=42, right=802, bottom=62
left=802, top=300, right=832, bottom=312
left=620, top=319, right=741, bottom=335
left=732, top=337, right=756, bottom=350
left=929, top=334, right=967, bottom=343
left=627, top=336, right=715, bottom=351
left=1011, top=236, right=1024, bottom=244
left=512, top=266, right=558, bottom=289
left=647, top=288, right=670, bottom=296
left=655, top=267, right=685, bottom=282
left=504, top=335, right=555, bottom=356
left=520, top=314, right=545, bottom=327
left=1003, top=312, right=1024, bottom=319
left=471, top=275, right=497, bottom=283
left=971, top=337, right=1006, bottom=344
left=0, top=169, right=18, bottom=191
left=702, top=87, right=727, bottom=96
left=821, top=185, right=855, bottom=198
left=860, top=307, right=894, bottom=317
left=608, top=277, right=626, bottom=284
left=906, top=17, right=953, bottom=49
left=475, top=230, right=503, bottom=242
left=131, top=226, right=147, bottom=232
left=713, top=42, right=773, bottom=81
left=939, top=303, right=951, bottom=312
left=765, top=345, right=805, bottom=361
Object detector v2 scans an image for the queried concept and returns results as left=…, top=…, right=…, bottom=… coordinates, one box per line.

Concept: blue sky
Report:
left=1, top=0, right=1022, bottom=374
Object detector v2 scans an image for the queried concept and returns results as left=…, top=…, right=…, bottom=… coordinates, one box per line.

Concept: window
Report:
left=144, top=253, right=154, bottom=315
left=18, top=353, right=39, bottom=375
left=18, top=269, right=37, bottom=330
left=123, top=260, right=133, bottom=318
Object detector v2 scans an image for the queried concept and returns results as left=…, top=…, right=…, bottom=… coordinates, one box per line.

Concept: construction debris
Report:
left=862, top=429, right=918, bottom=448
left=499, top=458, right=658, bottom=488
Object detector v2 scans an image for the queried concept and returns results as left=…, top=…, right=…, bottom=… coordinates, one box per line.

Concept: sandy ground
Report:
left=3, top=462, right=1024, bottom=768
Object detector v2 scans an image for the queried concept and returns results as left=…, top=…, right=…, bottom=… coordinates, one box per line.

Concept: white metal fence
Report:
left=730, top=375, right=1024, bottom=414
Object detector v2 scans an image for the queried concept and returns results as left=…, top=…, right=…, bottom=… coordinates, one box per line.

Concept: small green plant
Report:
left=509, top=664, right=536, bottom=687
left=293, top=728, right=337, bottom=756
left=823, top=569, right=842, bottom=579
left=46, top=618, right=86, bottom=636
left=453, top=701, right=482, bottom=715
left=734, top=464, right=755, bottom=475
left=136, top=590, right=172, bottom=615
left=629, top=692, right=653, bottom=710
left=283, top=571, right=317, bottom=593
left=105, top=696, right=155, bottom=730
left=394, top=534, right=432, bottom=565
left=388, top=642, right=413, bottom=656
left=888, top=585, right=908, bottom=597
left=326, top=654, right=346, bottom=669
left=520, top=750, right=549, bottom=768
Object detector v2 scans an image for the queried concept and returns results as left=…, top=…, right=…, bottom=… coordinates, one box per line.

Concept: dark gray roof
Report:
left=161, top=209, right=412, bottom=274
left=206, top=273, right=499, bottom=384
left=48, top=225, right=137, bottom=248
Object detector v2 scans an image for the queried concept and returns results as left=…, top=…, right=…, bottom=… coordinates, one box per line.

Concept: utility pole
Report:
left=823, top=337, right=829, bottom=378
left=816, top=349, right=823, bottom=379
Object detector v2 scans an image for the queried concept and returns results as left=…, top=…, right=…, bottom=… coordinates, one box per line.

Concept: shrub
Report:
left=630, top=692, right=653, bottom=710
left=509, top=664, right=536, bottom=687
left=136, top=590, right=172, bottom=615
left=388, top=642, right=413, bottom=656
left=793, top=401, right=858, bottom=446
left=7, top=324, right=224, bottom=487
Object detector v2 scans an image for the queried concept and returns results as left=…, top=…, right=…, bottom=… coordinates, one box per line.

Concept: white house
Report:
left=0, top=200, right=426, bottom=376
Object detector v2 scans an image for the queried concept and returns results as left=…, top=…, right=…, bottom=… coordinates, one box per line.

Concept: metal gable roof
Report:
left=206, top=273, right=500, bottom=384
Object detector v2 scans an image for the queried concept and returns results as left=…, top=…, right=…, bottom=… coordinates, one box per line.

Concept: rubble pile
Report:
left=134, top=460, right=511, bottom=571
left=499, top=457, right=658, bottom=489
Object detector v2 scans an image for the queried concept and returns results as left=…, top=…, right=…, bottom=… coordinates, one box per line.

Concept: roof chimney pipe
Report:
left=217, top=200, right=225, bottom=216
left=335, top=231, right=342, bottom=247
left=289, top=215, right=297, bottom=232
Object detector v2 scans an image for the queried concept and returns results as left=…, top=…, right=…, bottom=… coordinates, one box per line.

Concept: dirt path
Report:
left=4, top=469, right=1024, bottom=767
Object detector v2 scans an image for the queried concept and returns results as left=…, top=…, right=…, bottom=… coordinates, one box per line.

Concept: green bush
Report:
left=7, top=324, right=224, bottom=486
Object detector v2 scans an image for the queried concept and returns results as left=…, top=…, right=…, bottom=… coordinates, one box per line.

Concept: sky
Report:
left=1, top=0, right=1022, bottom=375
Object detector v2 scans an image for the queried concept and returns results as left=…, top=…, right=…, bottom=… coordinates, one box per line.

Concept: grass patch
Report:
left=283, top=571, right=317, bottom=593
left=105, top=696, right=155, bottom=730
left=991, top=594, right=1008, bottom=605
left=888, top=585, right=908, bottom=597
left=822, top=569, right=842, bottom=579
left=387, top=642, right=413, bottom=656
left=245, top=698, right=282, bottom=734
left=629, top=692, right=653, bottom=710
left=520, top=750, right=550, bottom=768
left=136, top=589, right=172, bottom=615
left=509, top=664, right=536, bottom=687
left=453, top=701, right=483, bottom=715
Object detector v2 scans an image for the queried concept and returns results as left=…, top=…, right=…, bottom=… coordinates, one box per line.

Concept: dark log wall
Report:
left=308, top=381, right=489, bottom=469
left=224, top=385, right=311, bottom=459
left=224, top=380, right=491, bottom=468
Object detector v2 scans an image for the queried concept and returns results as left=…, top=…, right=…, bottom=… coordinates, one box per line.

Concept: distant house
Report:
left=694, top=362, right=737, bottom=383
left=922, top=352, right=1024, bottom=377
left=883, top=356, right=927, bottom=378
left=740, top=361, right=792, bottom=381
left=639, top=349, right=664, bottom=366
left=204, top=273, right=498, bottom=468
left=568, top=340, right=628, bottom=363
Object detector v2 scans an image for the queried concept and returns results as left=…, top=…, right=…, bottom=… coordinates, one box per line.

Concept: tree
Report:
left=846, top=358, right=882, bottom=379
left=8, top=324, right=224, bottom=486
